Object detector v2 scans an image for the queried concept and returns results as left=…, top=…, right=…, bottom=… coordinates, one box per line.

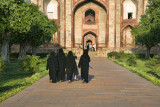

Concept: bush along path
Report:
left=108, top=51, right=160, bottom=86
left=0, top=55, right=48, bottom=103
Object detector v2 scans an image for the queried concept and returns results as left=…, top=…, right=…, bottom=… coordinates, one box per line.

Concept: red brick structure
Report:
left=30, top=0, right=148, bottom=50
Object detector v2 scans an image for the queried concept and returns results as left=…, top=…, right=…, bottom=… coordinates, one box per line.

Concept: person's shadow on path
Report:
left=77, top=74, right=94, bottom=83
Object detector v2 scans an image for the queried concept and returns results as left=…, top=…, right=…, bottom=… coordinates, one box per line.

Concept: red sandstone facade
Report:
left=30, top=0, right=148, bottom=50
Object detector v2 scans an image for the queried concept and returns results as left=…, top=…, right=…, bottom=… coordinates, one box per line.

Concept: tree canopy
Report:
left=131, top=0, right=160, bottom=59
left=0, top=0, right=58, bottom=61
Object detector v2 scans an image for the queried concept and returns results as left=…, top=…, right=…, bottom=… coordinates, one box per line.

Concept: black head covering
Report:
left=47, top=51, right=56, bottom=63
left=58, top=48, right=64, bottom=54
left=82, top=49, right=90, bottom=62
left=57, top=48, right=65, bottom=61
left=49, top=51, right=55, bottom=59
left=83, top=49, right=88, bottom=55
left=50, top=51, right=55, bottom=56
left=66, top=51, right=75, bottom=68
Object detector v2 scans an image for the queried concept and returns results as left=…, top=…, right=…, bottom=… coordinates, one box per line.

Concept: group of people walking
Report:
left=46, top=48, right=91, bottom=83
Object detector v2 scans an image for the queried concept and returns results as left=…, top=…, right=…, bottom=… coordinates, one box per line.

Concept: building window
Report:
left=123, top=0, right=137, bottom=19
left=128, top=13, right=133, bottom=19
left=85, top=9, right=95, bottom=24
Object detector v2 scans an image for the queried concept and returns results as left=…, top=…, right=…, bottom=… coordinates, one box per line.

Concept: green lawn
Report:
left=109, top=58, right=160, bottom=86
left=0, top=59, right=48, bottom=103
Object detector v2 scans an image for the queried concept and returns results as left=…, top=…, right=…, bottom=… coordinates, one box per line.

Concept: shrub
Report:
left=107, top=51, right=126, bottom=59
left=107, top=51, right=118, bottom=58
left=145, top=56, right=160, bottom=72
left=116, top=51, right=125, bottom=59
left=127, top=54, right=137, bottom=67
left=20, top=55, right=40, bottom=74
left=0, top=57, right=5, bottom=72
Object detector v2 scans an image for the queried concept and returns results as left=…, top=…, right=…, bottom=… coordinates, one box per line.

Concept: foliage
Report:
left=107, top=51, right=126, bottom=59
left=109, top=57, right=160, bottom=86
left=127, top=54, right=137, bottom=67
left=0, top=0, right=58, bottom=60
left=107, top=51, right=118, bottom=58
left=145, top=55, right=160, bottom=72
left=20, top=55, right=40, bottom=74
left=131, top=0, right=160, bottom=59
left=0, top=58, right=48, bottom=103
left=0, top=57, right=5, bottom=72
left=28, top=9, right=58, bottom=48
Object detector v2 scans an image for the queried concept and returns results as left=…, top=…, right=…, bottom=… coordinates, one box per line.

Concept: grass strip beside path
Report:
left=109, top=58, right=160, bottom=86
left=0, top=59, right=48, bottom=103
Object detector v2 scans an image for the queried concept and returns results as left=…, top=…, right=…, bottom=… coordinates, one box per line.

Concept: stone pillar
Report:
left=116, top=0, right=121, bottom=48
left=98, top=7, right=107, bottom=48
left=60, top=0, right=65, bottom=47
left=65, top=0, right=72, bottom=48
left=38, top=0, right=44, bottom=12
left=108, top=0, right=115, bottom=48
left=138, top=0, right=143, bottom=22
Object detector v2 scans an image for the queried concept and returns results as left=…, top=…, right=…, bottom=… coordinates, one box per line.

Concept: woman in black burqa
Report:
left=46, top=51, right=58, bottom=83
left=66, top=51, right=76, bottom=83
left=78, top=49, right=90, bottom=83
left=57, top=48, right=66, bottom=82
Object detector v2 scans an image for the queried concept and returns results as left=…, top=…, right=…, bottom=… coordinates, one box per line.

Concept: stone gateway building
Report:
left=30, top=0, right=148, bottom=50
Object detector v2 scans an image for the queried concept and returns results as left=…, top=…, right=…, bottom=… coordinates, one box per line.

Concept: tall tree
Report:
left=147, top=0, right=160, bottom=58
left=0, top=0, right=18, bottom=62
left=29, top=19, right=58, bottom=56
left=12, top=2, right=57, bottom=58
left=12, top=2, right=39, bottom=59
left=27, top=11, right=58, bottom=55
left=131, top=0, right=160, bottom=59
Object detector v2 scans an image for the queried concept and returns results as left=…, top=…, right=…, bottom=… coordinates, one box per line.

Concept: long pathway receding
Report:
left=1, top=58, right=160, bottom=107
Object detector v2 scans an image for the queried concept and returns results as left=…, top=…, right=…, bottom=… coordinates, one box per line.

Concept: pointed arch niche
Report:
left=44, top=0, right=58, bottom=19
left=122, top=26, right=134, bottom=48
left=85, top=9, right=96, bottom=24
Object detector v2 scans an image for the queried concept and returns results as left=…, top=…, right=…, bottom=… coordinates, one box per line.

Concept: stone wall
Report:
left=116, top=0, right=121, bottom=48
left=65, top=0, right=72, bottom=48
left=98, top=5, right=107, bottom=47
left=74, top=2, right=107, bottom=48
left=138, top=0, right=143, bottom=22
left=31, top=0, right=148, bottom=50
left=108, top=0, right=115, bottom=48
left=74, top=7, right=82, bottom=46
left=60, top=0, right=65, bottom=47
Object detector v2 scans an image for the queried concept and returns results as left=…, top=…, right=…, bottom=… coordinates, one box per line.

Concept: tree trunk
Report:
left=1, top=40, right=10, bottom=63
left=156, top=44, right=160, bottom=59
left=32, top=46, right=37, bottom=56
left=18, top=42, right=27, bottom=59
left=145, top=47, right=151, bottom=59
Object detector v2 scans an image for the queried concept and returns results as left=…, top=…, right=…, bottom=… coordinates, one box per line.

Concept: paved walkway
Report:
left=1, top=58, right=160, bottom=107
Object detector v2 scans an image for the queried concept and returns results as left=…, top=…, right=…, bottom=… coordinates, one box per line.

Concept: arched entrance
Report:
left=73, top=0, right=108, bottom=49
left=83, top=32, right=97, bottom=51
